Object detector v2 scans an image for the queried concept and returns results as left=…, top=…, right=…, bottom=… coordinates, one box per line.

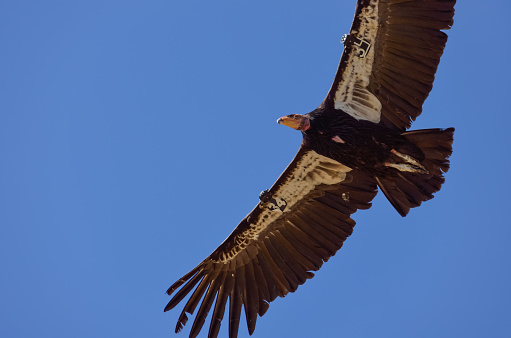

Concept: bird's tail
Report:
left=375, top=127, right=454, bottom=217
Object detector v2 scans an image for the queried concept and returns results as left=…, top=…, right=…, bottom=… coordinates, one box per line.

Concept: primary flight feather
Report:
left=164, top=1, right=456, bottom=337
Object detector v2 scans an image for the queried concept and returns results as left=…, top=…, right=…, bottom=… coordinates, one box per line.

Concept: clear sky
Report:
left=1, top=1, right=510, bottom=337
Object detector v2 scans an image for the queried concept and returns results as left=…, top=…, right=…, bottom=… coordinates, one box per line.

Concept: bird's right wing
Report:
left=164, top=146, right=378, bottom=338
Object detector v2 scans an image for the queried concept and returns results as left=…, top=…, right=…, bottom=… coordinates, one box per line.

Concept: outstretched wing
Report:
left=322, top=0, right=456, bottom=131
left=164, top=147, right=378, bottom=338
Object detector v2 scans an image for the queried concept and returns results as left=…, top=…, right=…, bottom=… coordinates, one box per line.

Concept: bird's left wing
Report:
left=322, top=0, right=456, bottom=131
left=164, top=147, right=378, bottom=338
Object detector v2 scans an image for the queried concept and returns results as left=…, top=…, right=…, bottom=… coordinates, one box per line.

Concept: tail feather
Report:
left=376, top=127, right=454, bottom=217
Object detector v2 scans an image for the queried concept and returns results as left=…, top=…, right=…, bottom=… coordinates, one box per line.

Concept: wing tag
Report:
left=268, top=197, right=287, bottom=212
left=341, top=34, right=371, bottom=58
left=352, top=36, right=371, bottom=58
left=259, top=189, right=287, bottom=212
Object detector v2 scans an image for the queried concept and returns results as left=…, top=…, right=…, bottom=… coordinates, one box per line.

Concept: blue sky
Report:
left=1, top=1, right=510, bottom=337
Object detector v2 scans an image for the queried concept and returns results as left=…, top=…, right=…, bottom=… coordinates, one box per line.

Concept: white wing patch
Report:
left=216, top=150, right=351, bottom=262
left=247, top=151, right=351, bottom=241
left=334, top=0, right=382, bottom=123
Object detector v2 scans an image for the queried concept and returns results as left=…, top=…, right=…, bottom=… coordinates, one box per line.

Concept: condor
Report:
left=165, top=1, right=456, bottom=337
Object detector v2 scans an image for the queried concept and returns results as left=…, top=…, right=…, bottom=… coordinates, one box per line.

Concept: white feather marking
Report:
left=334, top=0, right=382, bottom=123
left=217, top=151, right=351, bottom=263
left=247, top=151, right=351, bottom=242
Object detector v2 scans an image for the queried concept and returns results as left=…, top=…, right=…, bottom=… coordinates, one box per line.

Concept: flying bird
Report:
left=165, top=0, right=456, bottom=337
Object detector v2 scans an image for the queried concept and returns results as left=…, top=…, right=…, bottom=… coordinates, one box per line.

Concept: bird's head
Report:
left=277, top=114, right=311, bottom=131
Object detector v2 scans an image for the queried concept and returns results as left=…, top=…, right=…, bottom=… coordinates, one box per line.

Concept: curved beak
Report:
left=277, top=115, right=310, bottom=131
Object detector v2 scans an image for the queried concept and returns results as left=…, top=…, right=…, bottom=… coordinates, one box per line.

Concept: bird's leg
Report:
left=384, top=162, right=428, bottom=174
left=390, top=149, right=423, bottom=167
left=385, top=149, right=429, bottom=174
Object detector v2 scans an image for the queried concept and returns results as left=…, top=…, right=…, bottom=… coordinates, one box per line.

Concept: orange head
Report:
left=277, top=114, right=311, bottom=131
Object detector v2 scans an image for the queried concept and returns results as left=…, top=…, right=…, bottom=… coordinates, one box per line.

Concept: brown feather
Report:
left=228, top=276, right=242, bottom=338
left=243, top=261, right=259, bottom=335
left=208, top=271, right=230, bottom=338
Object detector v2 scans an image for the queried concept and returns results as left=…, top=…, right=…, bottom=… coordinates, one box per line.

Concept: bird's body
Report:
left=280, top=109, right=454, bottom=216
left=303, top=108, right=411, bottom=171
left=165, top=1, right=457, bottom=337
